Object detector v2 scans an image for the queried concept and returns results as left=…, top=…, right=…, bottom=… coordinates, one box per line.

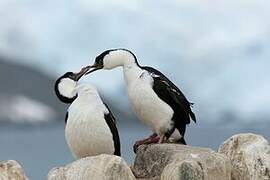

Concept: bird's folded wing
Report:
left=143, top=66, right=196, bottom=123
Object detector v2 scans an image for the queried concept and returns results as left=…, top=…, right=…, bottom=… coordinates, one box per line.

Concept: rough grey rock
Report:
left=219, top=133, right=270, bottom=180
left=48, top=154, right=136, bottom=180
left=161, top=160, right=204, bottom=180
left=132, top=144, right=231, bottom=180
left=0, top=160, right=28, bottom=180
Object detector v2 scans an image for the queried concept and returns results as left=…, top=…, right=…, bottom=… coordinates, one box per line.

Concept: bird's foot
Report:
left=158, top=135, right=167, bottom=144
left=133, top=134, right=160, bottom=153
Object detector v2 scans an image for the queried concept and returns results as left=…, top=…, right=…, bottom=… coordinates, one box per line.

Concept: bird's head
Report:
left=54, top=66, right=91, bottom=104
left=85, top=48, right=138, bottom=74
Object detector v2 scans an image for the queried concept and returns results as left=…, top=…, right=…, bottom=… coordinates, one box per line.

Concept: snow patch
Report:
left=0, top=94, right=56, bottom=124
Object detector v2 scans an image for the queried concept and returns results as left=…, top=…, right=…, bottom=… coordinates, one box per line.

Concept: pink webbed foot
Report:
left=133, top=133, right=160, bottom=153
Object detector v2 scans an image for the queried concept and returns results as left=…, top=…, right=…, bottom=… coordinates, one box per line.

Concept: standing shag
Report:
left=54, top=67, right=121, bottom=158
left=84, top=49, right=196, bottom=150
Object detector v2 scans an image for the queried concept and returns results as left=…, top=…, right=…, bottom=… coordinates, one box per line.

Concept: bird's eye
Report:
left=95, top=58, right=102, bottom=65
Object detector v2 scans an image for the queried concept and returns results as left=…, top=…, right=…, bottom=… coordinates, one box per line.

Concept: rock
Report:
left=48, top=154, right=136, bottom=180
left=0, top=160, right=28, bottom=180
left=132, top=144, right=231, bottom=180
left=161, top=160, right=204, bottom=180
left=218, top=133, right=270, bottom=180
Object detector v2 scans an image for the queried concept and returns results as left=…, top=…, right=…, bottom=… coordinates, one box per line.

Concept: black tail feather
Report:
left=177, top=137, right=187, bottom=145
left=189, top=111, right=196, bottom=123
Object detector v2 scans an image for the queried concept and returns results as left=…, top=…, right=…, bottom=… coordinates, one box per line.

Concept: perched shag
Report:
left=84, top=49, right=196, bottom=151
left=54, top=67, right=121, bottom=158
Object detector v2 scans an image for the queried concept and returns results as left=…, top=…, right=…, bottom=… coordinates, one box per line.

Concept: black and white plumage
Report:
left=85, top=49, right=196, bottom=147
left=54, top=68, right=121, bottom=158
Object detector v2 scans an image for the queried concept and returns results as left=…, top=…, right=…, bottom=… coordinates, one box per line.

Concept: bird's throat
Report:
left=123, top=64, right=143, bottom=86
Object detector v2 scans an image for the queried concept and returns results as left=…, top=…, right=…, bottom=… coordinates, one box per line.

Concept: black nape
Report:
left=54, top=75, right=77, bottom=104
left=97, top=48, right=140, bottom=67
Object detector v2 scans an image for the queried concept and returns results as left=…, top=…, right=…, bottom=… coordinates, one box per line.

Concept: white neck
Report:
left=72, top=84, right=108, bottom=113
left=123, top=64, right=143, bottom=86
left=104, top=49, right=144, bottom=85
left=76, top=84, right=99, bottom=100
left=104, top=49, right=137, bottom=69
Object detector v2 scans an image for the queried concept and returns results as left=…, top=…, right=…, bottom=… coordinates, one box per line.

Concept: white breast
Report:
left=65, top=96, right=115, bottom=159
left=127, top=74, right=174, bottom=136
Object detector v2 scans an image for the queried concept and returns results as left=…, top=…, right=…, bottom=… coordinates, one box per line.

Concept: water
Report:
left=0, top=123, right=269, bottom=179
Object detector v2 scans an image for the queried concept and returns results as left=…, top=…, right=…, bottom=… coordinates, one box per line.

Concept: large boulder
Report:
left=132, top=144, right=231, bottom=180
left=0, top=160, right=28, bottom=180
left=48, top=154, right=136, bottom=180
left=160, top=160, right=204, bottom=180
left=219, top=133, right=270, bottom=180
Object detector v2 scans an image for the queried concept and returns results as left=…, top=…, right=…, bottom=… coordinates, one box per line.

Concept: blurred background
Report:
left=0, top=0, right=269, bottom=179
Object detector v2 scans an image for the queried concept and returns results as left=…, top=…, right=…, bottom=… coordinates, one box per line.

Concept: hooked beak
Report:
left=84, top=63, right=103, bottom=75
left=73, top=66, right=91, bottom=81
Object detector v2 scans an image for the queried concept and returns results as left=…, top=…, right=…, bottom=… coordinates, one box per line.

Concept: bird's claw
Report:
left=133, top=134, right=161, bottom=153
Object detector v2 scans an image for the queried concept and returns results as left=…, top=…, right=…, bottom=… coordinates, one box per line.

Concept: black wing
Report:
left=142, top=66, right=196, bottom=125
left=104, top=103, right=121, bottom=156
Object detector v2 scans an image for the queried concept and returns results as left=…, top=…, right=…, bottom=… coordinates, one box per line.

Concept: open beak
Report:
left=84, top=63, right=103, bottom=75
left=73, top=66, right=91, bottom=81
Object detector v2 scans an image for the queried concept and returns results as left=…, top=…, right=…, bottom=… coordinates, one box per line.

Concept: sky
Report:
left=0, top=0, right=270, bottom=125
